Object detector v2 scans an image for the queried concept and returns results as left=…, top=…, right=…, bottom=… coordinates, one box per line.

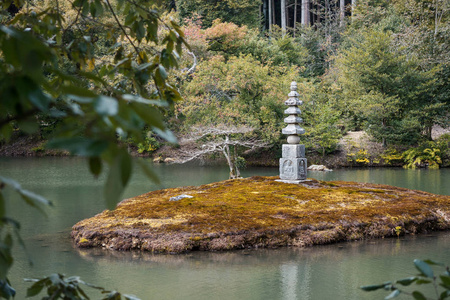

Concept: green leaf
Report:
left=90, top=1, right=97, bottom=17
left=1, top=1, right=12, bottom=9
left=0, top=279, right=16, bottom=299
left=47, top=137, right=108, bottom=156
left=360, top=283, right=389, bottom=291
left=49, top=108, right=67, bottom=118
left=0, top=176, right=21, bottom=190
left=158, top=65, right=168, bottom=79
left=414, top=259, right=434, bottom=278
left=121, top=94, right=168, bottom=107
left=120, top=152, right=132, bottom=187
left=12, top=225, right=32, bottom=267
left=415, top=279, right=432, bottom=285
left=76, top=285, right=90, bottom=299
left=396, top=277, right=418, bottom=286
left=423, top=259, right=444, bottom=266
left=0, top=176, right=52, bottom=213
left=82, top=1, right=89, bottom=16
left=26, top=281, right=45, bottom=297
left=440, top=290, right=450, bottom=299
left=89, top=157, right=102, bottom=177
left=17, top=119, right=39, bottom=134
left=124, top=13, right=135, bottom=26
left=136, top=21, right=145, bottom=41
left=137, top=160, right=160, bottom=184
left=124, top=294, right=141, bottom=300
left=129, top=102, right=164, bottom=129
left=93, top=96, right=118, bottom=116
left=61, top=85, right=97, bottom=97
left=0, top=123, right=13, bottom=141
left=94, top=0, right=103, bottom=16
left=19, top=189, right=53, bottom=215
left=72, top=0, right=83, bottom=7
left=28, top=89, right=51, bottom=112
left=0, top=193, right=4, bottom=218
left=104, top=156, right=124, bottom=210
left=153, top=127, right=177, bottom=144
left=385, top=289, right=401, bottom=299
left=440, top=275, right=450, bottom=290
left=412, top=291, right=427, bottom=300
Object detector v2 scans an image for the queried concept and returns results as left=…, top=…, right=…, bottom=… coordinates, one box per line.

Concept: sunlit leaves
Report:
left=179, top=54, right=297, bottom=143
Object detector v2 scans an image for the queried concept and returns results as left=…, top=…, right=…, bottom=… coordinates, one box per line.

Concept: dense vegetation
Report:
left=169, top=0, right=449, bottom=169
left=2, top=0, right=448, bottom=169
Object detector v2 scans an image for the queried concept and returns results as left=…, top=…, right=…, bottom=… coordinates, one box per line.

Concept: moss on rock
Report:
left=71, top=176, right=450, bottom=253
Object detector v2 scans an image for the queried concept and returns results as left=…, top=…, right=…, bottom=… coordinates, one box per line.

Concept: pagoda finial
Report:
left=282, top=82, right=304, bottom=144
left=279, top=81, right=307, bottom=182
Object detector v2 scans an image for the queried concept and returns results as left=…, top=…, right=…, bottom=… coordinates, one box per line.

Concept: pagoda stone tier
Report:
left=279, top=81, right=307, bottom=182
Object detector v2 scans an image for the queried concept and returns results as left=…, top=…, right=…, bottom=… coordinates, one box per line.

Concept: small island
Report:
left=72, top=176, right=450, bottom=254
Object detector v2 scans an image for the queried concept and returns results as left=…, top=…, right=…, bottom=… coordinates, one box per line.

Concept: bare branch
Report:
left=174, top=125, right=269, bottom=166
left=186, top=51, right=197, bottom=74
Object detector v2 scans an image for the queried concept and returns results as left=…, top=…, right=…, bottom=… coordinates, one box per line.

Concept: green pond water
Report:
left=1, top=157, right=449, bottom=299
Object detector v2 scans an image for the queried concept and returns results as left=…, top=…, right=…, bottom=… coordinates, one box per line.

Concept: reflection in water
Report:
left=0, top=157, right=449, bottom=299
left=67, top=233, right=450, bottom=300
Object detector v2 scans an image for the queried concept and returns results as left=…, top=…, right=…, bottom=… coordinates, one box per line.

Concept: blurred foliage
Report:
left=0, top=0, right=187, bottom=297
left=25, top=273, right=140, bottom=300
left=361, top=259, right=450, bottom=299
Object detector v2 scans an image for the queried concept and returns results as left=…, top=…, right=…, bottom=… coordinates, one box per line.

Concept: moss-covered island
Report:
left=72, top=177, right=450, bottom=253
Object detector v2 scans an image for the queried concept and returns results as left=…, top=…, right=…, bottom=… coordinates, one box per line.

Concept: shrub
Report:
left=381, top=148, right=404, bottom=166
left=402, top=141, right=442, bottom=169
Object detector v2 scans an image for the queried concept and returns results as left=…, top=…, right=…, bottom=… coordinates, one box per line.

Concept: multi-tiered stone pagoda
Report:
left=279, top=81, right=307, bottom=182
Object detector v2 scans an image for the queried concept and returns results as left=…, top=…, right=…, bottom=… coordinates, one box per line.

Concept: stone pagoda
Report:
left=279, top=81, right=307, bottom=182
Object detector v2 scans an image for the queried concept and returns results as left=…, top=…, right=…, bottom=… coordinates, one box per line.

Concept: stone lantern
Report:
left=279, top=81, right=307, bottom=181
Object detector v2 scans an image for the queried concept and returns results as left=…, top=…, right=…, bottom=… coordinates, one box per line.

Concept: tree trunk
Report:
left=272, top=0, right=276, bottom=26
left=232, top=145, right=241, bottom=178
left=281, top=0, right=286, bottom=35
left=268, top=0, right=272, bottom=30
left=293, top=0, right=297, bottom=36
left=223, top=136, right=239, bottom=179
left=425, top=125, right=433, bottom=140
left=351, top=0, right=357, bottom=18
left=301, top=0, right=309, bottom=26
left=340, top=0, right=345, bottom=27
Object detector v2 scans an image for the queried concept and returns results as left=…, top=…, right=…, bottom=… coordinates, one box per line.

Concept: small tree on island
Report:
left=175, top=125, right=268, bottom=179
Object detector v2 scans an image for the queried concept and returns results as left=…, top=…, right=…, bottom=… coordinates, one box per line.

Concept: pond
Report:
left=1, top=157, right=449, bottom=299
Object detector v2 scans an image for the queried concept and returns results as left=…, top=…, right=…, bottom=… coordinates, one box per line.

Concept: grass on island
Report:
left=72, top=176, right=450, bottom=253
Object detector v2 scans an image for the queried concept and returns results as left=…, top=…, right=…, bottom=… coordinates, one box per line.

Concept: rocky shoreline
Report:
left=71, top=176, right=450, bottom=254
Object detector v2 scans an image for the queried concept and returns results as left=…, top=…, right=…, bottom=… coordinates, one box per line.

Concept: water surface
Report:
left=1, top=157, right=449, bottom=299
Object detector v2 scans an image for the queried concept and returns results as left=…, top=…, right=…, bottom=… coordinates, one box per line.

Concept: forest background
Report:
left=1, top=0, right=449, bottom=171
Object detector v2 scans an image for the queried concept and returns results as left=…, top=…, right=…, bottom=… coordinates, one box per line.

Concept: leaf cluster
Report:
left=361, top=259, right=450, bottom=300
left=25, top=273, right=140, bottom=300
